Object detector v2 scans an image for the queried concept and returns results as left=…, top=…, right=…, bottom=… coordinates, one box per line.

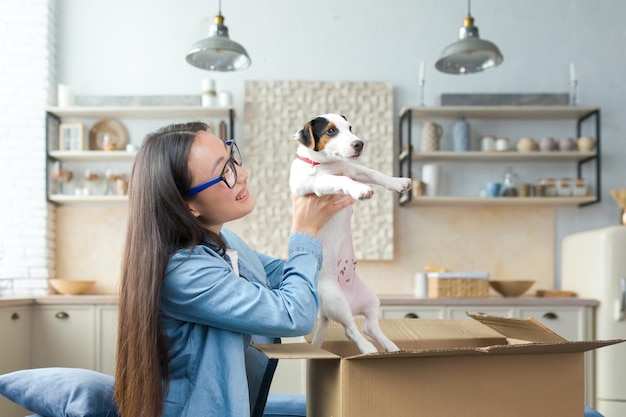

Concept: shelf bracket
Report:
left=576, top=109, right=600, bottom=207
left=398, top=109, right=413, bottom=205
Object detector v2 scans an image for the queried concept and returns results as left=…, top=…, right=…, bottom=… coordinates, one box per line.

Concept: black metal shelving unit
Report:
left=397, top=106, right=601, bottom=207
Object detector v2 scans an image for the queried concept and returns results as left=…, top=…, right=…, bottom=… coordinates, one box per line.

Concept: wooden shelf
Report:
left=400, top=196, right=596, bottom=207
left=49, top=150, right=136, bottom=162
left=400, top=106, right=599, bottom=120
left=408, top=151, right=596, bottom=163
left=48, top=195, right=128, bottom=204
left=46, top=105, right=233, bottom=119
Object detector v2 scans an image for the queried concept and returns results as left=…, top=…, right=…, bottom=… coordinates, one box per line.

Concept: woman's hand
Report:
left=291, top=194, right=354, bottom=237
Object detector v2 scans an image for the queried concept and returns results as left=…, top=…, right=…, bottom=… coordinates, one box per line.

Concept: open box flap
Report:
left=467, top=313, right=567, bottom=342
left=252, top=342, right=339, bottom=360
left=479, top=338, right=626, bottom=354
left=463, top=314, right=626, bottom=354
left=342, top=338, right=626, bottom=359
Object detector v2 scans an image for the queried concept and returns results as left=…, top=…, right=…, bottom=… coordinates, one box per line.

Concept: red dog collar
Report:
left=297, top=155, right=321, bottom=166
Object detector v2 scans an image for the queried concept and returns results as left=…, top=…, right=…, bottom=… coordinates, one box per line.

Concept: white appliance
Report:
left=562, top=226, right=626, bottom=416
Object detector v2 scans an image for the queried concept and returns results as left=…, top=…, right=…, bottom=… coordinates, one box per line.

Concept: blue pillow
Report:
left=584, top=407, right=604, bottom=417
left=0, top=367, right=118, bottom=417
left=263, top=393, right=306, bottom=417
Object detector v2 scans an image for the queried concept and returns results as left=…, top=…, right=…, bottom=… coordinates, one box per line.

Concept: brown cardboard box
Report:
left=254, top=314, right=624, bottom=417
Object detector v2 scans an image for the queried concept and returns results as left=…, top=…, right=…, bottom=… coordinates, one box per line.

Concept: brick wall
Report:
left=0, top=0, right=56, bottom=295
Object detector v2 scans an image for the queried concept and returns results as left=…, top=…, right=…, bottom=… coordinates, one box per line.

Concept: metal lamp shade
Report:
left=186, top=15, right=251, bottom=71
left=436, top=13, right=503, bottom=75
left=436, top=37, right=503, bottom=74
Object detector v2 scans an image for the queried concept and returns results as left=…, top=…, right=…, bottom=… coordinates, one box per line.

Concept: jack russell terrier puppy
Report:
left=289, top=113, right=411, bottom=354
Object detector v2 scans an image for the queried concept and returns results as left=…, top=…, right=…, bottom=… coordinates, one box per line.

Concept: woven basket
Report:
left=427, top=277, right=489, bottom=298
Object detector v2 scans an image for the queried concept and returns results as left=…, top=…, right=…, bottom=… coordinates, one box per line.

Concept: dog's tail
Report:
left=311, top=316, right=330, bottom=347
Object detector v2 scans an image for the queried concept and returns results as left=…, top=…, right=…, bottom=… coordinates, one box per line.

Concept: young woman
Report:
left=114, top=122, right=353, bottom=417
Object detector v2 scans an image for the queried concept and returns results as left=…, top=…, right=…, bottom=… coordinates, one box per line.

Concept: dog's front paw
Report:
left=348, top=184, right=374, bottom=200
left=386, top=177, right=412, bottom=193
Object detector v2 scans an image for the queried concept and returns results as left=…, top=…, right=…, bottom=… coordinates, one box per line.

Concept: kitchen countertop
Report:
left=379, top=295, right=599, bottom=307
left=0, top=294, right=118, bottom=307
left=0, top=294, right=599, bottom=308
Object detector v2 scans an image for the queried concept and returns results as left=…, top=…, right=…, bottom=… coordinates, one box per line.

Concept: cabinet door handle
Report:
left=11, top=312, right=20, bottom=320
left=55, top=311, right=70, bottom=319
left=543, top=312, right=558, bottom=320
left=617, top=277, right=626, bottom=321
left=404, top=313, right=419, bottom=319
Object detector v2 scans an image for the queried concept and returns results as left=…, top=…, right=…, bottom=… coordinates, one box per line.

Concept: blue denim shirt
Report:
left=160, top=229, right=322, bottom=417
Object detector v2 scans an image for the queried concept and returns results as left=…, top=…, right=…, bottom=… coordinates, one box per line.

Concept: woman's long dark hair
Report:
left=115, top=122, right=225, bottom=417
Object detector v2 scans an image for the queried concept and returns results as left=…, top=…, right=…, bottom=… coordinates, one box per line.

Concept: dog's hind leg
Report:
left=349, top=278, right=400, bottom=352
left=362, top=310, right=400, bottom=352
left=356, top=289, right=400, bottom=352
left=318, top=278, right=378, bottom=354
left=342, top=318, right=378, bottom=354
left=316, top=304, right=378, bottom=353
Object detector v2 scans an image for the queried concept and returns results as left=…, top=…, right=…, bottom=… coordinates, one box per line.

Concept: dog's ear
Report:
left=294, top=117, right=326, bottom=150
left=293, top=122, right=314, bottom=149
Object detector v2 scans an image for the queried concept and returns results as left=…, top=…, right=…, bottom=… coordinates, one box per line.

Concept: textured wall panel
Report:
left=242, top=81, right=394, bottom=260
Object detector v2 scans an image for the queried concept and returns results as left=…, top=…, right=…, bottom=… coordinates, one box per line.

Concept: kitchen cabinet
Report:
left=379, top=305, right=445, bottom=319
left=0, top=301, right=118, bottom=416
left=0, top=305, right=32, bottom=417
left=398, top=106, right=600, bottom=206
left=447, top=305, right=515, bottom=320
left=31, top=304, right=95, bottom=369
left=46, top=105, right=235, bottom=204
left=0, top=306, right=32, bottom=372
left=95, top=305, right=118, bottom=375
left=30, top=304, right=120, bottom=375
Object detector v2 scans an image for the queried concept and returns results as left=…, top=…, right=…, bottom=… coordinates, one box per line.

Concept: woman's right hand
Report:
left=291, top=194, right=354, bottom=237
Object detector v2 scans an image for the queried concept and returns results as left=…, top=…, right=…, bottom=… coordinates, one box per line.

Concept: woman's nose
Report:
left=236, top=164, right=248, bottom=182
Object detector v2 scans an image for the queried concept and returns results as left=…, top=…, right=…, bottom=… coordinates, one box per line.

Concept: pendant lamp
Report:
left=186, top=0, right=251, bottom=71
left=435, top=0, right=503, bottom=75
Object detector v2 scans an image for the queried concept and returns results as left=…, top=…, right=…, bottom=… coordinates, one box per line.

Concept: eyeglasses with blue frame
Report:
left=184, top=139, right=242, bottom=198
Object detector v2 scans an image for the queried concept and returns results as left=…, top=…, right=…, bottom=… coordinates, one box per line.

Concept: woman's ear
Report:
left=186, top=201, right=201, bottom=218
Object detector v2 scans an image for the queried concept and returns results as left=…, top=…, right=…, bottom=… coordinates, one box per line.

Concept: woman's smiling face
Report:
left=185, top=131, right=254, bottom=233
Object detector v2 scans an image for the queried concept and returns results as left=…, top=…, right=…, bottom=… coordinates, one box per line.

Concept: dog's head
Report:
left=293, top=113, right=364, bottom=160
